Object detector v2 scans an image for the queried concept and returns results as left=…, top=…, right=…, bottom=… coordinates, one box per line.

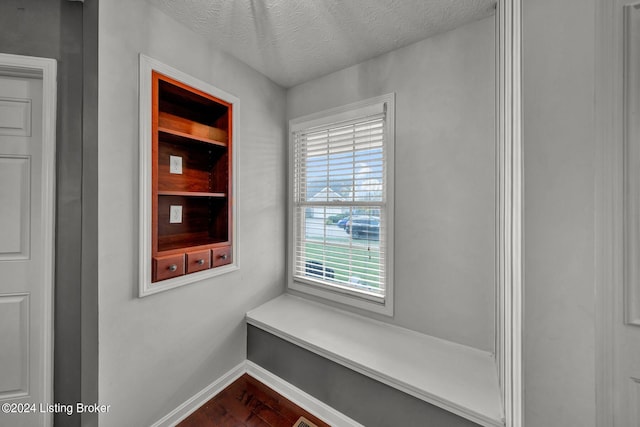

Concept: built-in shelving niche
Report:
left=139, top=55, right=239, bottom=297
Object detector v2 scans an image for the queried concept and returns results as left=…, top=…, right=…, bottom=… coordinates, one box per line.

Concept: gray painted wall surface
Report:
left=247, top=325, right=480, bottom=427
left=522, top=0, right=597, bottom=426
left=97, top=1, right=287, bottom=425
left=286, top=16, right=496, bottom=352
left=81, top=1, right=100, bottom=426
left=0, top=2, right=86, bottom=426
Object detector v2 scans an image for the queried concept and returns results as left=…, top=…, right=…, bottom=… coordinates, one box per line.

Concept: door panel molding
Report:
left=0, top=293, right=30, bottom=399
left=632, top=377, right=640, bottom=426
left=624, top=4, right=640, bottom=327
left=0, top=98, right=32, bottom=137
left=0, top=156, right=31, bottom=260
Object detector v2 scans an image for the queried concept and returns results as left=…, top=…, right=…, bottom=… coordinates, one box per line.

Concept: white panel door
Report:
left=0, top=73, right=49, bottom=426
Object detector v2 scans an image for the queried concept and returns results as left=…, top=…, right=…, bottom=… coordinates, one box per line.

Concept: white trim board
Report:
left=150, top=360, right=362, bottom=427
left=594, top=1, right=619, bottom=425
left=245, top=361, right=364, bottom=427
left=496, top=2, right=523, bottom=426
left=246, top=294, right=504, bottom=427
left=150, top=361, right=246, bottom=427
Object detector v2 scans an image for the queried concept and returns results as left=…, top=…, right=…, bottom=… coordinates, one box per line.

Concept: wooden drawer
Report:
left=211, top=246, right=232, bottom=268
left=153, top=254, right=185, bottom=282
left=186, top=249, right=211, bottom=274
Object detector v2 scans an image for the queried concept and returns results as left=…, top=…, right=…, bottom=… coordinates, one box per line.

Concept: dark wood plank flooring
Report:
left=177, top=374, right=331, bottom=427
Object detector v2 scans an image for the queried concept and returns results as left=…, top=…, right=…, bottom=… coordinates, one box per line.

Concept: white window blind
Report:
left=292, top=106, right=388, bottom=300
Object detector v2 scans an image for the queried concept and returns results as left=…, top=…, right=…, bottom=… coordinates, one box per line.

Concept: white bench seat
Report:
left=246, top=294, right=504, bottom=427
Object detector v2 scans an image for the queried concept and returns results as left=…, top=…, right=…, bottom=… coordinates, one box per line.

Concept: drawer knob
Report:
left=197, top=259, right=205, bottom=265
left=168, top=264, right=177, bottom=272
left=219, top=254, right=228, bottom=260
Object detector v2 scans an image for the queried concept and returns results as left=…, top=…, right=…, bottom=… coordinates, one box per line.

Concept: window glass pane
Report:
left=294, top=207, right=384, bottom=296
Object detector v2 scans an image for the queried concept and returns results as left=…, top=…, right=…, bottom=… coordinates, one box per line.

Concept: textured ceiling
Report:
left=146, top=0, right=496, bottom=88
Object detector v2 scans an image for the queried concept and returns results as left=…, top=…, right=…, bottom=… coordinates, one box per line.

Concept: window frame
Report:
left=287, top=93, right=395, bottom=316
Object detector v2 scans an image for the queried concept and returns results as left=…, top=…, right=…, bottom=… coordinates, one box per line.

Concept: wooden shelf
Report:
left=159, top=128, right=227, bottom=147
left=159, top=111, right=227, bottom=141
left=150, top=71, right=233, bottom=283
left=156, top=195, right=228, bottom=251
left=158, top=191, right=226, bottom=198
left=157, top=234, right=229, bottom=254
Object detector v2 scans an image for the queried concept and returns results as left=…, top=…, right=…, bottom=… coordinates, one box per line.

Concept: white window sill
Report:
left=246, top=294, right=504, bottom=427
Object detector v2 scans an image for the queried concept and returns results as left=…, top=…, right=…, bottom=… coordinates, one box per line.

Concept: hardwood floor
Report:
left=177, top=374, right=331, bottom=427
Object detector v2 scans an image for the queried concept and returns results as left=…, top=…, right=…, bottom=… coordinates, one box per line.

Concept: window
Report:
left=288, top=94, right=394, bottom=315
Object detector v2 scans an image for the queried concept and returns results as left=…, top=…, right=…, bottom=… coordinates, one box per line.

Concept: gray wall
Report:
left=81, top=0, right=100, bottom=426
left=286, top=16, right=496, bottom=352
left=97, top=1, right=287, bottom=425
left=0, top=2, right=88, bottom=426
left=522, top=0, right=597, bottom=426
left=248, top=325, right=480, bottom=427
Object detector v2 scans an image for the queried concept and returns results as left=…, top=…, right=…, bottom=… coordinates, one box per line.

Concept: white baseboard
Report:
left=245, top=360, right=364, bottom=427
left=150, top=360, right=362, bottom=427
left=150, top=361, right=246, bottom=427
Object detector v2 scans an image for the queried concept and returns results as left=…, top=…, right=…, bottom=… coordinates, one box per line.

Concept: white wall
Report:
left=97, top=1, right=287, bottom=425
left=286, top=16, right=496, bottom=352
left=522, top=0, right=597, bottom=426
